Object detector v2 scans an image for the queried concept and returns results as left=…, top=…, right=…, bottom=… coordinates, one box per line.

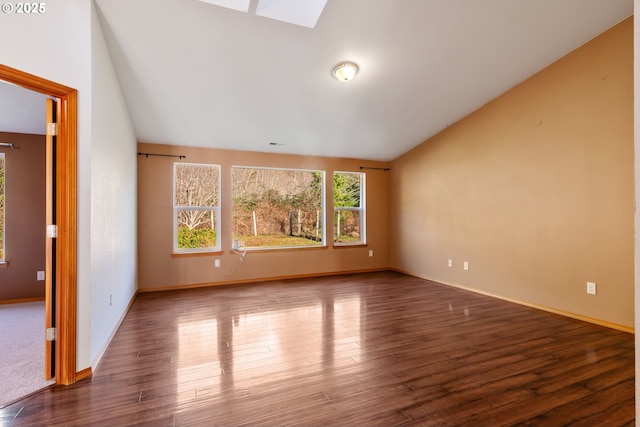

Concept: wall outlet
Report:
left=37, top=271, right=45, bottom=281
left=109, top=294, right=113, bottom=306
left=369, top=250, right=374, bottom=257
left=448, top=259, right=453, bottom=267
left=586, top=282, right=597, bottom=295
left=215, top=259, right=221, bottom=268
left=463, top=261, right=469, bottom=271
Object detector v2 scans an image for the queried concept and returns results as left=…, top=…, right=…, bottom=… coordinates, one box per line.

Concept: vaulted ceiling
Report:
left=1, top=1, right=633, bottom=161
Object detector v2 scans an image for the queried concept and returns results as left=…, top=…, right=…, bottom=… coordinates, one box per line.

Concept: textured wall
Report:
left=137, top=143, right=391, bottom=290
left=391, top=18, right=633, bottom=328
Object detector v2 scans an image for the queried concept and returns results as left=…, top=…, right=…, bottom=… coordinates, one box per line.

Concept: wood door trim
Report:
left=44, top=98, right=54, bottom=380
left=0, top=64, right=78, bottom=385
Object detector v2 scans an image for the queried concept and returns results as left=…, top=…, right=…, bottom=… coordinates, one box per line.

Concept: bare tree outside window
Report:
left=232, top=167, right=324, bottom=249
left=174, top=163, right=220, bottom=252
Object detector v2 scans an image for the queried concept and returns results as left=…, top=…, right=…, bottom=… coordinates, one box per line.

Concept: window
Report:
left=0, top=153, right=4, bottom=261
left=333, top=171, right=365, bottom=245
left=173, top=163, right=221, bottom=253
left=232, top=167, right=324, bottom=249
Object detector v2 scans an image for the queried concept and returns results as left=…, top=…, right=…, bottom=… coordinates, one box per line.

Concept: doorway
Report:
left=0, top=64, right=78, bottom=386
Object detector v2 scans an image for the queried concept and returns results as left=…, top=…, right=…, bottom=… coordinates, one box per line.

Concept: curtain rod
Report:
left=138, top=152, right=186, bottom=159
left=360, top=166, right=390, bottom=172
left=0, top=142, right=14, bottom=149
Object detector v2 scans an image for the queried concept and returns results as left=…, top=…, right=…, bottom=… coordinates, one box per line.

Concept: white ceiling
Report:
left=1, top=1, right=633, bottom=161
left=0, top=81, right=47, bottom=136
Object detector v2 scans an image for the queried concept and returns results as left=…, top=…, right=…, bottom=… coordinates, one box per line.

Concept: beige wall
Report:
left=391, top=18, right=634, bottom=329
left=0, top=132, right=46, bottom=301
left=137, top=143, right=391, bottom=290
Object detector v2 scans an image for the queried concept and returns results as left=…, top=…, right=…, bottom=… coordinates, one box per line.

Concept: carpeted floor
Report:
left=0, top=301, right=55, bottom=408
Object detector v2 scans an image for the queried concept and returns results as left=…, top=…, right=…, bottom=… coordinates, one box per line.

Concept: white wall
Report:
left=0, top=0, right=93, bottom=371
left=90, top=3, right=138, bottom=368
left=0, top=0, right=138, bottom=372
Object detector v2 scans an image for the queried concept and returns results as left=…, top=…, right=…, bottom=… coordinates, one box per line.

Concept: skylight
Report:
left=198, top=0, right=250, bottom=13
left=198, top=0, right=327, bottom=28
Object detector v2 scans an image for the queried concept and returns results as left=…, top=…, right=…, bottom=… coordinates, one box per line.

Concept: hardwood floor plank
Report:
left=435, top=386, right=594, bottom=427
left=0, top=271, right=634, bottom=426
left=525, top=379, right=635, bottom=427
left=403, top=387, right=540, bottom=427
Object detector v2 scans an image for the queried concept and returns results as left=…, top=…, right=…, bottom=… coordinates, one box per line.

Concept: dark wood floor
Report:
left=0, top=271, right=634, bottom=426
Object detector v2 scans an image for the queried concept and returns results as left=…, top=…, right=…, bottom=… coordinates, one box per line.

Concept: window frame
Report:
left=173, top=162, right=221, bottom=254
left=231, top=165, right=326, bottom=250
left=333, top=171, right=366, bottom=246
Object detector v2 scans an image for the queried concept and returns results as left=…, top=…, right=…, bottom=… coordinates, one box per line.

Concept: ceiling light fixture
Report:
left=332, top=62, right=359, bottom=82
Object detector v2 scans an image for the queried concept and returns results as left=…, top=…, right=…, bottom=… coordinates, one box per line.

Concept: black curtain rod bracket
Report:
left=138, top=152, right=186, bottom=160
left=360, top=166, right=390, bottom=172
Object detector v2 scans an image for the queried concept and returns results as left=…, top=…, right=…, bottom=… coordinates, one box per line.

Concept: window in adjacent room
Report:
left=333, top=171, right=365, bottom=245
left=173, top=163, right=221, bottom=253
left=0, top=153, right=4, bottom=261
left=232, top=166, right=325, bottom=249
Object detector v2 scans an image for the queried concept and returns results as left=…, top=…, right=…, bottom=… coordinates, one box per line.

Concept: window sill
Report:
left=333, top=244, right=367, bottom=249
left=0, top=262, right=7, bottom=269
left=171, top=251, right=223, bottom=258
left=240, top=245, right=327, bottom=253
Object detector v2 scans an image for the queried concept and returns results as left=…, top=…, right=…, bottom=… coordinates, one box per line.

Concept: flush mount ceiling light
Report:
left=332, top=62, right=359, bottom=82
